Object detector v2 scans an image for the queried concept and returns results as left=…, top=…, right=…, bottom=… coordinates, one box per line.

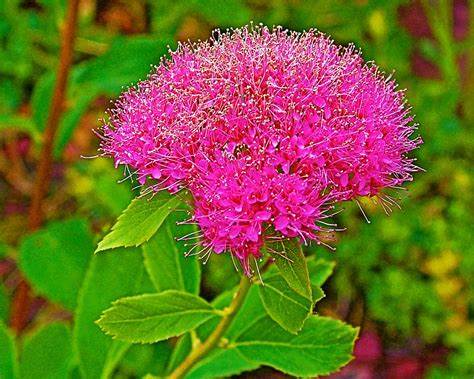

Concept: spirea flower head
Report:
left=100, top=25, right=422, bottom=274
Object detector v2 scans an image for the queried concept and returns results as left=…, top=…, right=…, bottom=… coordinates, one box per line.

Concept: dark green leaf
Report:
left=120, top=342, right=172, bottom=377
left=96, top=192, right=184, bottom=253
left=271, top=239, right=311, bottom=299
left=0, top=321, right=18, bottom=379
left=0, top=284, right=9, bottom=323
left=73, top=247, right=148, bottom=379
left=97, top=291, right=217, bottom=344
left=19, top=322, right=73, bottom=379
left=165, top=333, right=192, bottom=374
left=74, top=36, right=173, bottom=95
left=19, top=219, right=93, bottom=310
left=142, top=212, right=200, bottom=294
left=31, top=72, right=54, bottom=132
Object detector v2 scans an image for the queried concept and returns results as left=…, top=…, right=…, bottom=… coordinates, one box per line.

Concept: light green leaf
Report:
left=73, top=247, right=148, bottom=379
left=259, top=275, right=312, bottom=333
left=19, top=219, right=93, bottom=310
left=97, top=291, right=217, bottom=344
left=19, top=322, right=73, bottom=379
left=307, top=257, right=336, bottom=287
left=186, top=348, right=258, bottom=379
left=0, top=321, right=18, bottom=379
left=142, top=212, right=200, bottom=294
left=233, top=315, right=358, bottom=377
left=271, top=239, right=311, bottom=299
left=96, top=191, right=185, bottom=253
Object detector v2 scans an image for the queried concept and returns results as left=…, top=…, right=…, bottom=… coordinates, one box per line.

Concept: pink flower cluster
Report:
left=100, top=26, right=421, bottom=273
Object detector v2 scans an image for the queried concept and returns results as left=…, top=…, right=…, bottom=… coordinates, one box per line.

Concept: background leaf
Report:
left=19, top=219, right=93, bottom=310
left=73, top=247, right=148, bottom=379
left=98, top=291, right=217, bottom=343
left=96, top=192, right=184, bottom=252
left=142, top=212, right=201, bottom=294
left=0, top=284, right=9, bottom=323
left=0, top=321, right=18, bottom=379
left=307, top=257, right=336, bottom=287
left=19, top=322, right=73, bottom=379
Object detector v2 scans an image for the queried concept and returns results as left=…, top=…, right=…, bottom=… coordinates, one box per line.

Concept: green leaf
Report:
left=97, top=291, right=217, bottom=344
left=96, top=192, right=184, bottom=253
left=74, top=36, right=173, bottom=95
left=142, top=212, right=201, bottom=294
left=0, top=114, right=38, bottom=138
left=233, top=315, right=358, bottom=377
left=120, top=342, right=172, bottom=377
left=307, top=257, right=336, bottom=287
left=194, top=0, right=251, bottom=25
left=271, top=239, right=311, bottom=299
left=19, top=219, right=93, bottom=310
left=186, top=348, right=258, bottom=379
left=73, top=247, right=148, bottom=379
left=0, top=321, right=18, bottom=379
left=165, top=333, right=192, bottom=374
left=0, top=283, right=9, bottom=323
left=258, top=275, right=312, bottom=333
left=19, top=322, right=73, bottom=379
left=31, top=71, right=54, bottom=132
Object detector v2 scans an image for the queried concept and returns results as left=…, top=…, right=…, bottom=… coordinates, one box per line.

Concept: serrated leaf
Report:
left=74, top=247, right=148, bottom=379
left=19, top=219, right=93, bottom=310
left=233, top=315, right=358, bottom=377
left=97, top=291, right=218, bottom=344
left=307, top=257, right=336, bottom=287
left=258, top=275, right=312, bottom=333
left=271, top=239, right=311, bottom=299
left=142, top=212, right=200, bottom=294
left=19, top=322, right=73, bottom=379
left=96, top=192, right=184, bottom=253
left=312, top=286, right=325, bottom=305
left=0, top=321, right=18, bottom=379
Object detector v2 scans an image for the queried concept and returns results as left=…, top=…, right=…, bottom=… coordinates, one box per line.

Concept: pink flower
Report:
left=100, top=26, right=421, bottom=273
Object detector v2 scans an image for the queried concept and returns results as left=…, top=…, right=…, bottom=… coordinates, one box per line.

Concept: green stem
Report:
left=168, top=275, right=252, bottom=379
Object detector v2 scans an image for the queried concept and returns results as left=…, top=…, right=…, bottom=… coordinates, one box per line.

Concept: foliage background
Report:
left=0, top=0, right=473, bottom=378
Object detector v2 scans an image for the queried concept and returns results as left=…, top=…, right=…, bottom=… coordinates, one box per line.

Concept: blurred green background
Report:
left=0, top=0, right=473, bottom=378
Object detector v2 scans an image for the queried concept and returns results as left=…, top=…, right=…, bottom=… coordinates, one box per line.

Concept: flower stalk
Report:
left=168, top=275, right=252, bottom=379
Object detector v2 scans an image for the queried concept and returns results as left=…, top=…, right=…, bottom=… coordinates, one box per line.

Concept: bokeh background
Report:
left=0, top=0, right=473, bottom=378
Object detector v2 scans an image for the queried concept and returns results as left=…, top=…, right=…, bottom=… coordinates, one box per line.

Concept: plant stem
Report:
left=168, top=275, right=252, bottom=379
left=28, top=0, right=80, bottom=230
left=10, top=0, right=80, bottom=334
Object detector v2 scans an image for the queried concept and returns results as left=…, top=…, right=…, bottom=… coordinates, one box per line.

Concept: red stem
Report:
left=10, top=0, right=81, bottom=333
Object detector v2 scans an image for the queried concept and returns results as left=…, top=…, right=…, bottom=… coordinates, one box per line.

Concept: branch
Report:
left=10, top=0, right=81, bottom=334
left=168, top=275, right=252, bottom=379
